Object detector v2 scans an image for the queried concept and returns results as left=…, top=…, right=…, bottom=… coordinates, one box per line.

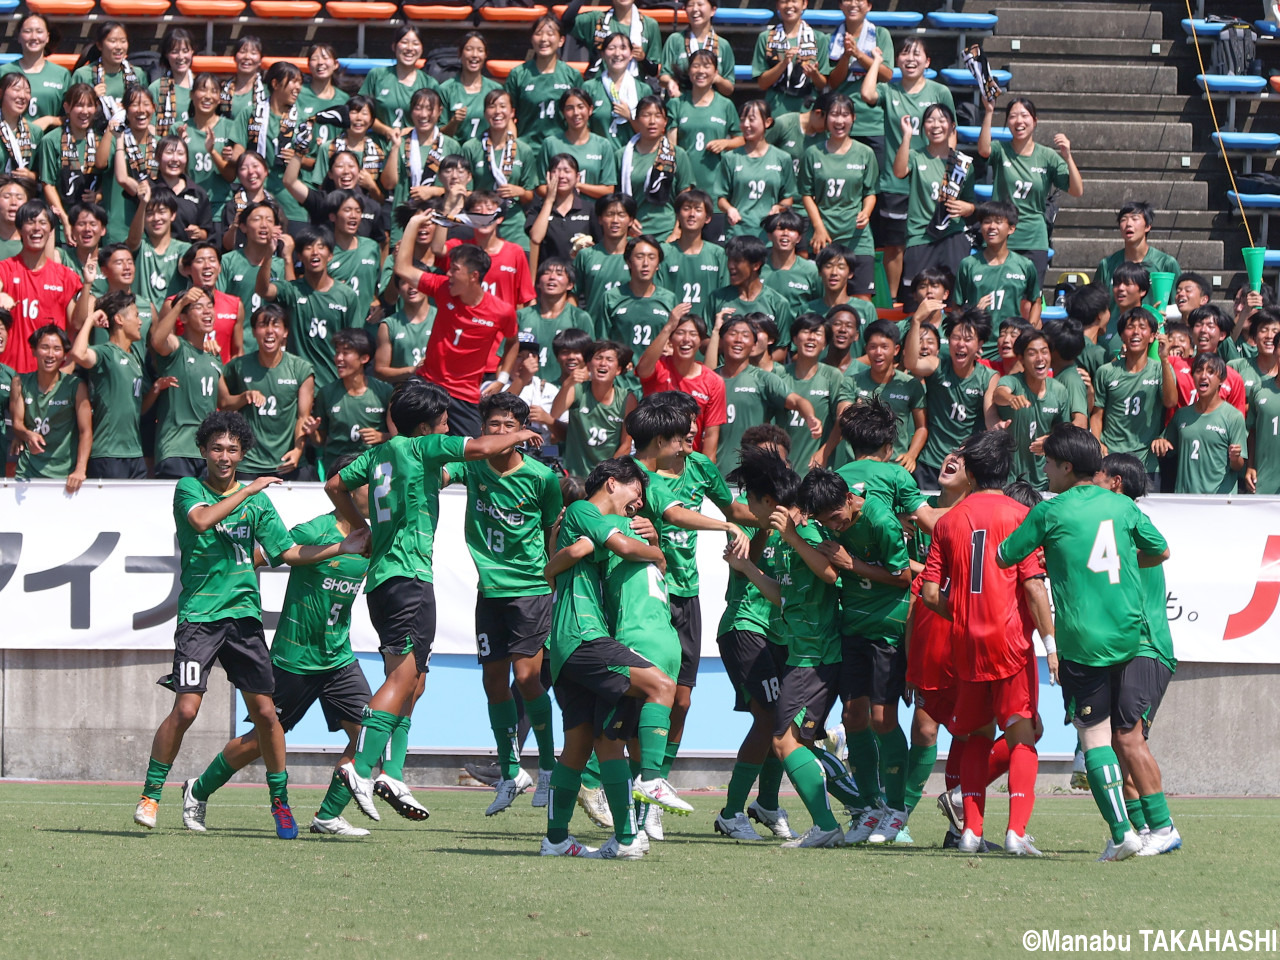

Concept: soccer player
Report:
left=922, top=430, right=1054, bottom=855
left=605, top=235, right=679, bottom=355
left=573, top=193, right=636, bottom=319
left=996, top=423, right=1169, bottom=861
left=324, top=378, right=543, bottom=823
left=1150, top=353, right=1247, bottom=494
left=181, top=453, right=376, bottom=837
left=991, top=329, right=1072, bottom=491
left=67, top=289, right=146, bottom=479
left=428, top=189, right=536, bottom=309
left=310, top=328, right=393, bottom=477
left=707, top=236, right=794, bottom=350
left=126, top=181, right=190, bottom=304
left=761, top=211, right=822, bottom=314
left=658, top=190, right=728, bottom=311
left=1240, top=308, right=1280, bottom=494
left=776, top=312, right=842, bottom=470
left=442, top=392, right=564, bottom=814
left=516, top=258, right=594, bottom=383
left=149, top=287, right=225, bottom=479
left=1096, top=453, right=1182, bottom=855
left=134, top=411, right=369, bottom=837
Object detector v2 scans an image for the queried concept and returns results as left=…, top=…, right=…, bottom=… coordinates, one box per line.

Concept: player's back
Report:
left=602, top=517, right=681, bottom=679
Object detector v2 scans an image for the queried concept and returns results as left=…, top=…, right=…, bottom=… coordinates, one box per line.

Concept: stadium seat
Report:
left=25, top=0, right=95, bottom=14
left=250, top=0, right=322, bottom=17
left=176, top=0, right=246, bottom=14
left=338, top=57, right=394, bottom=75
left=0, top=0, right=18, bottom=10
left=262, top=57, right=310, bottom=69
left=49, top=54, right=79, bottom=69
left=1213, top=132, right=1280, bottom=172
left=940, top=67, right=1013, bottom=88
left=957, top=125, right=1012, bottom=144
left=802, top=10, right=843, bottom=26
left=324, top=2, right=400, bottom=56
left=101, top=0, right=171, bottom=13
left=402, top=4, right=473, bottom=20
left=733, top=64, right=752, bottom=82
left=712, top=8, right=774, bottom=25
left=487, top=60, right=521, bottom=79
left=1197, top=74, right=1272, bottom=130
left=868, top=11, right=923, bottom=28
left=191, top=55, right=239, bottom=73
left=0, top=55, right=19, bottom=68
left=926, top=11, right=998, bottom=31
left=1265, top=250, right=1280, bottom=268
left=1180, top=18, right=1226, bottom=39
left=890, top=68, right=938, bottom=81
left=549, top=4, right=685, bottom=23
left=479, top=4, right=548, bottom=21
left=1256, top=19, right=1280, bottom=39
left=974, top=183, right=994, bottom=200
left=1040, top=305, right=1067, bottom=321
left=1228, top=190, right=1280, bottom=246
left=1273, top=76, right=1280, bottom=94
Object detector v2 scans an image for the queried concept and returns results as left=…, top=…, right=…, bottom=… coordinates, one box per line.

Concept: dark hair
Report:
left=687, top=47, right=718, bottom=69
left=450, top=244, right=491, bottom=280
left=536, top=255, right=575, bottom=287
left=625, top=397, right=692, bottom=450
left=293, top=224, right=334, bottom=255
left=585, top=456, right=649, bottom=498
left=838, top=398, right=898, bottom=457
left=483, top=88, right=514, bottom=115
left=15, top=200, right=52, bottom=231
left=921, top=102, right=956, bottom=127
left=1044, top=318, right=1085, bottom=363
left=1100, top=453, right=1148, bottom=500
left=1013, top=329, right=1049, bottom=358
left=740, top=422, right=791, bottom=454
left=1248, top=305, right=1280, bottom=339
left=975, top=199, right=1019, bottom=228
left=395, top=195, right=440, bottom=231
left=390, top=24, right=424, bottom=49
left=196, top=410, right=255, bottom=453
left=913, top=264, right=955, bottom=295
left=552, top=327, right=593, bottom=358
left=333, top=327, right=373, bottom=359
left=1002, top=480, right=1042, bottom=510
left=825, top=305, right=863, bottom=343
left=585, top=338, right=625, bottom=363
left=624, top=234, right=664, bottom=263
left=815, top=243, right=855, bottom=282
left=754, top=315, right=779, bottom=349
left=863, top=318, right=902, bottom=347
left=1165, top=319, right=1191, bottom=344
left=559, top=86, right=593, bottom=114
left=650, top=389, right=699, bottom=424
left=739, top=99, right=772, bottom=128
left=1188, top=304, right=1231, bottom=339
left=0, top=175, right=37, bottom=204
left=68, top=201, right=109, bottom=227
left=721, top=315, right=758, bottom=341
left=326, top=188, right=364, bottom=221
left=958, top=428, right=1014, bottom=491
left=264, top=60, right=302, bottom=91
left=1190, top=352, right=1227, bottom=379
left=1111, top=261, right=1150, bottom=295
left=634, top=94, right=667, bottom=122
left=438, top=154, right=472, bottom=178
left=18, top=14, right=59, bottom=59
left=479, top=391, right=530, bottom=425
left=1066, top=283, right=1110, bottom=328
left=73, top=21, right=128, bottom=73
left=144, top=185, right=181, bottom=216
left=1116, top=307, right=1156, bottom=337
left=98, top=240, right=133, bottom=268
left=97, top=289, right=136, bottom=331
left=1117, top=200, right=1154, bottom=229
left=943, top=306, right=993, bottom=346
left=345, top=94, right=375, bottom=118
left=62, top=82, right=98, bottom=113
left=545, top=152, right=580, bottom=176
left=729, top=444, right=799, bottom=506
left=1176, top=272, right=1211, bottom=300
left=725, top=235, right=768, bottom=270
left=1003, top=96, right=1038, bottom=122
left=159, top=26, right=194, bottom=67
left=389, top=376, right=450, bottom=435
left=764, top=209, right=805, bottom=235
left=815, top=91, right=856, bottom=120
left=233, top=34, right=263, bottom=57
left=251, top=302, right=289, bottom=333
left=675, top=188, right=714, bottom=218
left=789, top=311, right=828, bottom=345
left=458, top=30, right=489, bottom=56
left=998, top=316, right=1033, bottom=339
left=1042, top=423, right=1102, bottom=477
left=409, top=86, right=442, bottom=114
left=0, top=308, right=11, bottom=332
left=28, top=322, right=69, bottom=353
left=595, top=191, right=637, bottom=220
left=560, top=473, right=586, bottom=505
left=799, top=467, right=850, bottom=516
left=239, top=198, right=279, bottom=227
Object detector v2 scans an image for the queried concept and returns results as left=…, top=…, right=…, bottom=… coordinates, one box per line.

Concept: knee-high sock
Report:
left=782, top=750, right=839, bottom=831
left=876, top=727, right=909, bottom=811
left=1140, top=792, right=1172, bottom=831
left=546, top=763, right=582, bottom=844
left=660, top=738, right=680, bottom=779
left=488, top=700, right=522, bottom=780
left=353, top=710, right=398, bottom=779
left=637, top=702, right=671, bottom=781
left=580, top=753, right=602, bottom=790
left=381, top=716, right=411, bottom=780
left=944, top=738, right=966, bottom=792
left=960, top=734, right=993, bottom=837
left=1006, top=743, right=1037, bottom=836
left=755, top=754, right=785, bottom=809
left=191, top=752, right=235, bottom=802
left=265, top=770, right=289, bottom=805
left=525, top=692, right=557, bottom=771
left=904, top=743, right=938, bottom=812
left=600, top=758, right=638, bottom=844
left=317, top=769, right=353, bottom=820
left=845, top=727, right=882, bottom=807
left=142, top=758, right=172, bottom=802
left=986, top=735, right=1011, bottom=784
left=722, top=762, right=763, bottom=818
left=1126, top=797, right=1147, bottom=831
left=1085, top=746, right=1131, bottom=844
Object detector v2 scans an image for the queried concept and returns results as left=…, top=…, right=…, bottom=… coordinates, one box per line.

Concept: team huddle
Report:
left=133, top=380, right=1181, bottom=863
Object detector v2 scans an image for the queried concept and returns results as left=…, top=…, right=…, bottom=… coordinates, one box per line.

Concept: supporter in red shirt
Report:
left=0, top=201, right=84, bottom=373
left=1168, top=306, right=1246, bottom=412
left=396, top=209, right=519, bottom=436
left=637, top=301, right=727, bottom=460
left=168, top=242, right=245, bottom=363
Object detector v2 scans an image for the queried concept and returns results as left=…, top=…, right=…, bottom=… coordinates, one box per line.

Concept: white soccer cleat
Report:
left=576, top=785, right=613, bottom=829
left=937, top=786, right=964, bottom=834
left=1098, top=829, right=1143, bottom=862
left=634, top=776, right=693, bottom=815
left=373, top=773, right=429, bottom=821
left=1005, top=830, right=1043, bottom=856
left=134, top=795, right=158, bottom=830
left=845, top=805, right=888, bottom=844
left=868, top=808, right=908, bottom=844
left=595, top=835, right=646, bottom=860
left=181, top=779, right=207, bottom=832
left=1136, top=825, right=1182, bottom=856
left=485, top=768, right=534, bottom=816
left=633, top=829, right=651, bottom=854
left=337, top=761, right=380, bottom=822
left=714, top=812, right=766, bottom=841
left=747, top=801, right=798, bottom=839
left=540, top=835, right=598, bottom=857
left=310, top=815, right=370, bottom=837
left=531, top=769, right=552, bottom=808
left=958, top=828, right=985, bottom=854
left=643, top=803, right=665, bottom=841
left=782, top=824, right=846, bottom=849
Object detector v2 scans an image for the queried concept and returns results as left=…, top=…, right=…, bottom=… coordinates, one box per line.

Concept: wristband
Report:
left=1042, top=634, right=1057, bottom=656
left=496, top=371, right=511, bottom=385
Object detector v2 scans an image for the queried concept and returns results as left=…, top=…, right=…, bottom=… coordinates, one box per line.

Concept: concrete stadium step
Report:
left=1014, top=92, right=1203, bottom=122
left=1051, top=237, right=1225, bottom=270
left=988, top=3, right=1165, bottom=40
left=984, top=36, right=1175, bottom=59
left=1058, top=178, right=1208, bottom=209
left=1027, top=119, right=1192, bottom=153
left=1005, top=60, right=1178, bottom=95
left=1068, top=150, right=1226, bottom=178
left=1055, top=208, right=1223, bottom=233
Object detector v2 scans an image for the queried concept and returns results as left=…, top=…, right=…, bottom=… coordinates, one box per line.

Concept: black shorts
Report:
left=445, top=395, right=482, bottom=438
left=717, top=629, right=783, bottom=713
left=1016, top=248, right=1050, bottom=288
left=475, top=594, right=552, bottom=663
left=670, top=594, right=702, bottom=688
left=1059, top=658, right=1128, bottom=729
left=849, top=255, right=875, bottom=297
left=774, top=662, right=841, bottom=741
left=901, top=234, right=973, bottom=310
left=265, top=661, right=372, bottom=733
left=839, top=635, right=908, bottom=705
left=872, top=191, right=908, bottom=248
left=367, top=577, right=437, bottom=674
left=1113, top=656, right=1174, bottom=738
left=154, top=456, right=206, bottom=480
left=168, top=617, right=274, bottom=695
left=87, top=456, right=148, bottom=480
left=553, top=638, right=653, bottom=739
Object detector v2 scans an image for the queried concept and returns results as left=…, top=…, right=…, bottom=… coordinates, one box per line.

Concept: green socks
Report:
left=660, top=739, right=680, bottom=779
left=142, top=757, right=172, bottom=801
left=846, top=727, right=882, bottom=807
left=1085, top=746, right=1131, bottom=843
left=721, top=761, right=763, bottom=819
left=1140, top=791, right=1172, bottom=831
left=580, top=754, right=602, bottom=790
left=525, top=692, right=557, bottom=771
left=488, top=700, right=522, bottom=780
left=600, top=758, right=638, bottom=843
left=191, top=752, right=236, bottom=802
left=755, top=755, right=785, bottom=810
left=546, top=763, right=582, bottom=844
left=808, top=746, right=862, bottom=809
left=1125, top=797, right=1147, bottom=831
left=783, top=749, right=839, bottom=832
left=317, top=769, right=353, bottom=820
left=353, top=709, right=399, bottom=779
left=904, top=742, right=938, bottom=812
left=876, top=727, right=909, bottom=811
left=637, top=702, right=672, bottom=781
left=265, top=770, right=289, bottom=805
left=381, top=716, right=411, bottom=781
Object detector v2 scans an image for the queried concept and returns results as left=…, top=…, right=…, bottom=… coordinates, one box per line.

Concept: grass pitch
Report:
left=0, top=783, right=1276, bottom=959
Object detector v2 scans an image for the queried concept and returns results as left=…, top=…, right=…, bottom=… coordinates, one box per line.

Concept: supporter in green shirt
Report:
left=775, top=312, right=843, bottom=470
left=658, top=190, right=727, bottom=319
left=439, top=36, right=502, bottom=144
left=570, top=0, right=663, bottom=79
left=573, top=193, right=635, bottom=318
left=2, top=14, right=72, bottom=121
left=992, top=328, right=1072, bottom=491
left=69, top=289, right=147, bottom=478
left=505, top=19, right=585, bottom=146
left=604, top=235, right=679, bottom=352
left=148, top=286, right=225, bottom=479
left=618, top=97, right=695, bottom=242
left=375, top=275, right=436, bottom=383
left=1095, top=201, right=1181, bottom=329
left=750, top=5, right=830, bottom=116
left=658, top=0, right=736, bottom=97
left=11, top=324, right=91, bottom=491
left=826, top=321, right=927, bottom=470
left=1152, top=353, right=1247, bottom=494
left=761, top=211, right=822, bottom=314
left=716, top=100, right=797, bottom=241
left=552, top=339, right=636, bottom=479
left=707, top=235, right=794, bottom=346
left=799, top=94, right=878, bottom=261
left=358, top=26, right=440, bottom=130
left=955, top=201, right=1042, bottom=331
left=312, top=329, right=393, bottom=478
left=227, top=62, right=311, bottom=228
left=127, top=181, right=191, bottom=304
left=517, top=258, right=593, bottom=383
left=665, top=49, right=741, bottom=195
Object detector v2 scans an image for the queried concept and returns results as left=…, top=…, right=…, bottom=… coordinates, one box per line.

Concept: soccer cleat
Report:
left=531, top=769, right=552, bottom=808
left=485, top=768, right=534, bottom=816
left=895, top=823, right=914, bottom=845
left=1098, top=829, right=1143, bottom=862
left=714, top=812, right=766, bottom=841
left=845, top=805, right=888, bottom=844
left=958, top=828, right=984, bottom=854
left=1005, top=830, right=1043, bottom=856
left=181, top=779, right=207, bottom=833
left=634, top=776, right=694, bottom=815
left=748, top=801, right=798, bottom=840
left=540, top=835, right=598, bottom=857
left=310, top=815, right=370, bottom=837
left=868, top=808, right=908, bottom=844
left=782, top=824, right=845, bottom=849
left=1136, top=825, right=1182, bottom=856
left=463, top=761, right=502, bottom=787
left=942, top=827, right=961, bottom=849
left=633, top=830, right=651, bottom=854
left=937, top=786, right=964, bottom=835
left=643, top=803, right=665, bottom=841
left=374, top=773, right=429, bottom=821
left=576, top=785, right=613, bottom=829
left=596, top=836, right=646, bottom=860
left=337, top=761, right=380, bottom=822
left=1070, top=749, right=1088, bottom=791
left=271, top=797, right=299, bottom=839
left=134, top=796, right=158, bottom=830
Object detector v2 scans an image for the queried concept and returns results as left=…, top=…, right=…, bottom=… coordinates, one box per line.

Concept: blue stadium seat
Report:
left=0, top=0, right=19, bottom=10
left=925, top=12, right=998, bottom=30
left=1040, top=305, right=1068, bottom=321
left=868, top=11, right=923, bottom=28
left=802, top=10, right=842, bottom=26
left=339, top=58, right=395, bottom=75
left=957, top=125, right=1012, bottom=144
left=1214, top=132, right=1280, bottom=150
left=1255, top=19, right=1280, bottom=38
left=1197, top=75, right=1269, bottom=93
left=1181, top=18, right=1226, bottom=38
left=941, top=67, right=1013, bottom=88
left=733, top=64, right=753, bottom=82
left=712, top=8, right=773, bottom=25
left=0, top=54, right=20, bottom=67
left=974, top=183, right=993, bottom=200
left=890, top=68, right=938, bottom=82
left=1265, top=251, right=1280, bottom=268
left=1228, top=192, right=1280, bottom=208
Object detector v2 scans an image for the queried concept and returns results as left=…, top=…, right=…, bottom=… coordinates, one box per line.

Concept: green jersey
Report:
left=517, top=303, right=594, bottom=382
left=573, top=10, right=663, bottom=75
left=919, top=359, right=995, bottom=470
left=505, top=60, right=585, bottom=145
left=447, top=454, right=563, bottom=598
left=996, top=373, right=1072, bottom=491
left=797, top=139, right=878, bottom=254
left=835, top=366, right=925, bottom=459
left=296, top=86, right=350, bottom=157
left=172, top=476, right=295, bottom=623
left=222, top=352, right=314, bottom=475
left=602, top=516, right=681, bottom=679
left=904, top=148, right=977, bottom=247
left=564, top=382, right=630, bottom=479
left=381, top=309, right=435, bottom=371
left=997, top=482, right=1168, bottom=667
left=772, top=519, right=841, bottom=666
left=1079, top=339, right=1107, bottom=381
left=751, top=28, right=831, bottom=116
left=316, top=377, right=394, bottom=477
left=1138, top=563, right=1177, bottom=673
left=1054, top=363, right=1090, bottom=422
left=1093, top=356, right=1167, bottom=471
left=761, top=256, right=822, bottom=315
left=216, top=249, right=285, bottom=352
left=706, top=283, right=794, bottom=345
left=1094, top=246, right=1181, bottom=337
left=148, top=77, right=190, bottom=127
left=715, top=145, right=798, bottom=240
left=85, top=341, right=144, bottom=459
left=272, top=514, right=368, bottom=675
left=955, top=251, right=1040, bottom=328
left=438, top=76, right=503, bottom=143
left=717, top=364, right=791, bottom=479
left=14, top=372, right=80, bottom=479
left=831, top=24, right=894, bottom=139
left=0, top=118, right=41, bottom=174
left=719, top=494, right=775, bottom=636
left=461, top=136, right=539, bottom=247
left=538, top=133, right=619, bottom=187
left=1, top=60, right=71, bottom=120
left=874, top=79, right=954, bottom=195
left=276, top=278, right=360, bottom=390
left=185, top=115, right=236, bottom=214
left=133, top=237, right=191, bottom=303
left=605, top=283, right=678, bottom=352
left=832, top=495, right=911, bottom=644
left=765, top=112, right=824, bottom=181
left=338, top=433, right=469, bottom=591
left=227, top=112, right=308, bottom=223
left=660, top=30, right=737, bottom=94
left=836, top=458, right=926, bottom=517
left=775, top=361, right=843, bottom=469
left=658, top=241, right=727, bottom=319
left=643, top=453, right=733, bottom=597
left=573, top=245, right=631, bottom=318
left=359, top=67, right=439, bottom=130
left=387, top=129, right=464, bottom=219
left=618, top=140, right=694, bottom=240
left=989, top=141, right=1070, bottom=252
left=666, top=91, right=741, bottom=191
left=327, top=237, right=382, bottom=328
left=1242, top=362, right=1280, bottom=494
left=1164, top=401, right=1247, bottom=494
left=153, top=339, right=223, bottom=462
left=549, top=499, right=623, bottom=679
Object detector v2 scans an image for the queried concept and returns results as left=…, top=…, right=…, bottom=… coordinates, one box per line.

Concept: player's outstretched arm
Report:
left=186, top=477, right=282, bottom=533
left=324, top=472, right=369, bottom=535
left=544, top=537, right=595, bottom=585
left=725, top=546, right=783, bottom=607
left=463, top=429, right=543, bottom=461
left=662, top=503, right=749, bottom=555
left=278, top=526, right=371, bottom=566
left=920, top=579, right=950, bottom=620
left=1134, top=509, right=1170, bottom=567
left=995, top=503, right=1047, bottom=568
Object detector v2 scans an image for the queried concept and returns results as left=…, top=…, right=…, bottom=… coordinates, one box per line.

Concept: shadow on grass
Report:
left=40, top=827, right=282, bottom=840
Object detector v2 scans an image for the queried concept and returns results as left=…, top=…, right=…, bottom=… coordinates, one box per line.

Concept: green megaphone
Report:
left=1244, top=247, right=1266, bottom=294
left=1146, top=272, right=1176, bottom=360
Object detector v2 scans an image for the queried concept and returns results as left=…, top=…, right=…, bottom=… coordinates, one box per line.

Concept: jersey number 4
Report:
left=1087, top=519, right=1121, bottom=584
